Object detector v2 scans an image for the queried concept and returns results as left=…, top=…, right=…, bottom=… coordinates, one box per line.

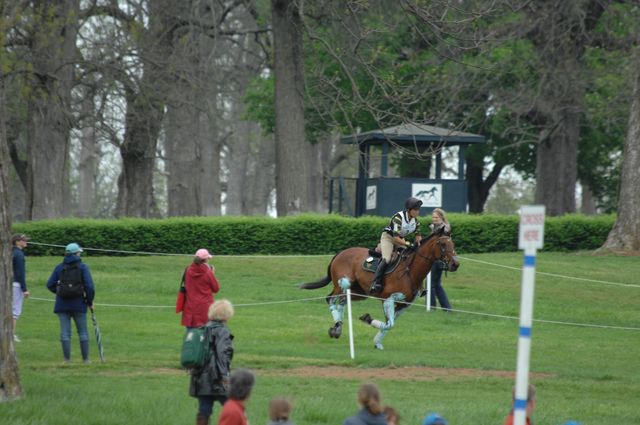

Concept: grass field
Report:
left=1, top=252, right=639, bottom=425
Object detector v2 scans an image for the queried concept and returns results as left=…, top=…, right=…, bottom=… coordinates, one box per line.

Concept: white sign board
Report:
left=518, top=205, right=546, bottom=250
left=366, top=185, right=377, bottom=210
left=412, top=183, right=442, bottom=208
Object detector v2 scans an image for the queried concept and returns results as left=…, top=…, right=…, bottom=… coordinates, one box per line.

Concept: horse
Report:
left=300, top=230, right=459, bottom=350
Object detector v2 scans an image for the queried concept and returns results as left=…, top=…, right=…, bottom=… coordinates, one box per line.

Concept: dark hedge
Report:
left=11, top=214, right=615, bottom=256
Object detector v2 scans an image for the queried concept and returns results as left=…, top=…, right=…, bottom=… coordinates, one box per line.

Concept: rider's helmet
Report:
left=405, top=197, right=423, bottom=210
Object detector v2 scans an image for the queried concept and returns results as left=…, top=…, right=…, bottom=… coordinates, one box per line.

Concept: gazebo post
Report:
left=356, top=143, right=367, bottom=216
left=458, top=145, right=466, bottom=178
left=381, top=141, right=389, bottom=177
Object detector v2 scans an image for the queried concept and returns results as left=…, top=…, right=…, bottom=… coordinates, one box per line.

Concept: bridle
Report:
left=415, top=235, right=456, bottom=271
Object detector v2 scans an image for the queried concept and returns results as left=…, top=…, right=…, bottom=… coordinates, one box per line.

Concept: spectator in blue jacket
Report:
left=11, top=234, right=31, bottom=342
left=46, top=243, right=96, bottom=363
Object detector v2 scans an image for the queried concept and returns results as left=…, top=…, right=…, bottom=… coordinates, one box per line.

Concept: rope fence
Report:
left=26, top=241, right=640, bottom=332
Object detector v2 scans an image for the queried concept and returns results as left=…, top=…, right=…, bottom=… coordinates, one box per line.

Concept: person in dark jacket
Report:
left=46, top=243, right=96, bottom=363
left=428, top=208, right=452, bottom=312
left=182, top=249, right=220, bottom=328
left=11, top=234, right=31, bottom=342
left=189, top=299, right=235, bottom=425
left=343, top=383, right=388, bottom=425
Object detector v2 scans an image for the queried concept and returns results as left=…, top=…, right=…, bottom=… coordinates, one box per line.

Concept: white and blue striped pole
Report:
left=346, top=289, right=355, bottom=359
left=513, top=205, right=545, bottom=425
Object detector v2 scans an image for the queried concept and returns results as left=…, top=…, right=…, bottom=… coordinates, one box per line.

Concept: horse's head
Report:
left=436, top=236, right=459, bottom=272
left=419, top=233, right=460, bottom=272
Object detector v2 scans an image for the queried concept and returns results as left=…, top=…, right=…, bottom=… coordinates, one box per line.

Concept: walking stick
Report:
left=90, top=306, right=105, bottom=363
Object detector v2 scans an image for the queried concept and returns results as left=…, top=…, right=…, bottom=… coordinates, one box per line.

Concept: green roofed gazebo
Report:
left=335, top=122, right=486, bottom=216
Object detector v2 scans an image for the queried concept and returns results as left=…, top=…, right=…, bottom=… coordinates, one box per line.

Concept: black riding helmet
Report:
left=405, top=197, right=423, bottom=210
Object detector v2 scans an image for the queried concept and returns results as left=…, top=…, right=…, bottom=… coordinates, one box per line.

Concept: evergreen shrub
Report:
left=12, top=213, right=615, bottom=256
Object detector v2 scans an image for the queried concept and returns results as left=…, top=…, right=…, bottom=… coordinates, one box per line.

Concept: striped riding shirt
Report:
left=384, top=210, right=421, bottom=238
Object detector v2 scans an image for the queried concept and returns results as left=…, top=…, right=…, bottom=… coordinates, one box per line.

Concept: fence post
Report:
left=513, top=205, right=545, bottom=425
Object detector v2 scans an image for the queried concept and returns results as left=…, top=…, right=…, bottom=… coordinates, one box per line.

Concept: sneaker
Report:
left=13, top=335, right=21, bottom=342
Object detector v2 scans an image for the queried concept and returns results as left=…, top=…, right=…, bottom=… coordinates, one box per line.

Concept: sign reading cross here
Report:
left=513, top=205, right=545, bottom=425
left=518, top=205, right=545, bottom=250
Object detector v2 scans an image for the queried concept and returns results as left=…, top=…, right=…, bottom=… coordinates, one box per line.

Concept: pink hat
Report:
left=195, top=248, right=213, bottom=259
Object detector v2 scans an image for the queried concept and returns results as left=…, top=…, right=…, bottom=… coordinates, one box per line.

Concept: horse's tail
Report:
left=299, top=275, right=332, bottom=289
left=299, top=253, right=338, bottom=289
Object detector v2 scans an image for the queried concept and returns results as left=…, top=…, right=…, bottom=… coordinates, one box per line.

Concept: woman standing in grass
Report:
left=182, top=248, right=220, bottom=328
left=343, top=383, right=388, bottom=425
left=189, top=299, right=235, bottom=425
left=46, top=243, right=96, bottom=363
left=428, top=208, right=452, bottom=312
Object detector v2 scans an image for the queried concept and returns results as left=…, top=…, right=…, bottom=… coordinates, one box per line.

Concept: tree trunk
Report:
left=25, top=0, right=79, bottom=219
left=247, top=132, right=275, bottom=215
left=0, top=75, right=23, bottom=402
left=600, top=47, right=640, bottom=251
left=116, top=91, right=162, bottom=218
left=271, top=0, right=313, bottom=216
left=165, top=97, right=202, bottom=216
left=78, top=94, right=98, bottom=218
left=534, top=102, right=580, bottom=216
left=226, top=121, right=252, bottom=215
left=115, top=0, right=168, bottom=218
left=580, top=181, right=597, bottom=215
left=466, top=159, right=503, bottom=214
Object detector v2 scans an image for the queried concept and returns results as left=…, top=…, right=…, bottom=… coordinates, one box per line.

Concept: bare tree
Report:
left=24, top=0, right=80, bottom=219
left=600, top=46, right=640, bottom=251
left=115, top=0, right=170, bottom=218
left=77, top=90, right=99, bottom=217
left=0, top=71, right=23, bottom=401
left=271, top=0, right=314, bottom=216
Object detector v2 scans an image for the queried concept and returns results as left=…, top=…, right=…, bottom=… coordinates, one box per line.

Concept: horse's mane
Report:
left=418, top=229, right=448, bottom=246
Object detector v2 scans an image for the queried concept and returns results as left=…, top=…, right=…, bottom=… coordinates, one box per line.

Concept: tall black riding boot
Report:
left=370, top=259, right=387, bottom=294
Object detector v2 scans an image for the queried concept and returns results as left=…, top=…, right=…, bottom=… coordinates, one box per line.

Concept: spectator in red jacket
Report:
left=217, top=368, right=255, bottom=425
left=181, top=249, right=220, bottom=328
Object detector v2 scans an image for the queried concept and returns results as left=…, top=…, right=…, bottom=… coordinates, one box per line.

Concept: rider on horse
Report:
left=370, top=197, right=423, bottom=294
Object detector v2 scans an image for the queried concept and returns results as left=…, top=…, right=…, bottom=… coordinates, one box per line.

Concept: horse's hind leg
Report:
left=328, top=277, right=350, bottom=339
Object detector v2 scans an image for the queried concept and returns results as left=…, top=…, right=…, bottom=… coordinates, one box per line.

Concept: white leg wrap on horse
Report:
left=373, top=330, right=386, bottom=350
left=370, top=319, right=385, bottom=329
left=338, top=277, right=351, bottom=291
left=329, top=297, right=345, bottom=323
left=372, top=292, right=408, bottom=341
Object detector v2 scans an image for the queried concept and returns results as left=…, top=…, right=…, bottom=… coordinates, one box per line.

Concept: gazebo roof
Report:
left=340, top=122, right=485, bottom=146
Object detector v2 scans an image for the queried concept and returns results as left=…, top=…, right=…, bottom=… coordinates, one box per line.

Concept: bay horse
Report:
left=300, top=230, right=459, bottom=350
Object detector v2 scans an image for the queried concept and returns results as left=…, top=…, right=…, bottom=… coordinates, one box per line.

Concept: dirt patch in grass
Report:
left=259, top=366, right=554, bottom=381
left=102, top=366, right=553, bottom=381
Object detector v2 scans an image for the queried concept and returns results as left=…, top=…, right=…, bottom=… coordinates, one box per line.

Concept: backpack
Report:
left=180, top=326, right=212, bottom=369
left=57, top=262, right=85, bottom=299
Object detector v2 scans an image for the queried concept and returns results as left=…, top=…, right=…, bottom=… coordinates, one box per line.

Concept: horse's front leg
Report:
left=360, top=292, right=406, bottom=350
left=327, top=277, right=351, bottom=338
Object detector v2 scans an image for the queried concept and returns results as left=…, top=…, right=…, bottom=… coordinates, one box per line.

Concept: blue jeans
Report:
left=57, top=312, right=89, bottom=342
left=198, top=396, right=227, bottom=416
left=430, top=261, right=451, bottom=311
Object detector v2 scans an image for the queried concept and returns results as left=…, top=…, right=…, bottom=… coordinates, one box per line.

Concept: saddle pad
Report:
left=361, top=254, right=402, bottom=274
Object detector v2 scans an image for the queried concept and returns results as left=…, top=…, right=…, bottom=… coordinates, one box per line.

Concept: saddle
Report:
left=361, top=249, right=405, bottom=274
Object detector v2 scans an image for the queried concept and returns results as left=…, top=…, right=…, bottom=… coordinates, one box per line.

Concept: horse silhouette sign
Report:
left=413, top=183, right=442, bottom=207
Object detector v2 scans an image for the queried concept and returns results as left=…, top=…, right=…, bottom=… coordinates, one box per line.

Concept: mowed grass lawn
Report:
left=2, top=252, right=639, bottom=425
